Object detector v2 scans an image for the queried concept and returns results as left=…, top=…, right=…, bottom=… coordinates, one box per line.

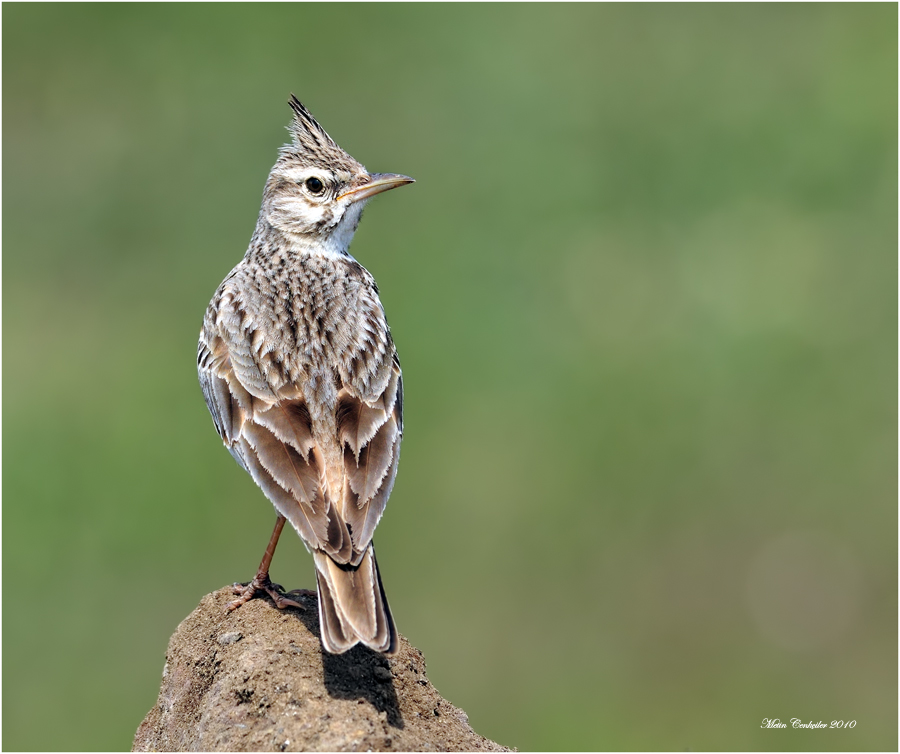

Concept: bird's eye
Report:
left=304, top=177, right=325, bottom=195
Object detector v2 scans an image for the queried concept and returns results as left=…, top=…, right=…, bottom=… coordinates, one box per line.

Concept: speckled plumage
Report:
left=197, top=97, right=413, bottom=655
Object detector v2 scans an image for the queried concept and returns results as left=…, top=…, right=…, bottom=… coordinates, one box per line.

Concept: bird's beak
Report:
left=338, top=173, right=415, bottom=203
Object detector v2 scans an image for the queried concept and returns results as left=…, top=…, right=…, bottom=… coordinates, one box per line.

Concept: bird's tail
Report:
left=313, top=544, right=397, bottom=655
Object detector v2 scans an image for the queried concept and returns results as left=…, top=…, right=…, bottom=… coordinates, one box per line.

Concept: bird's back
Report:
left=199, top=236, right=402, bottom=559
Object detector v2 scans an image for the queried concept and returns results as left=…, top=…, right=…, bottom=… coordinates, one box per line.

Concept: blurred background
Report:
left=3, top=4, right=896, bottom=751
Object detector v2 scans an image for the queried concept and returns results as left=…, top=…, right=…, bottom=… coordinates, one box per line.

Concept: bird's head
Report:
left=260, top=95, right=413, bottom=253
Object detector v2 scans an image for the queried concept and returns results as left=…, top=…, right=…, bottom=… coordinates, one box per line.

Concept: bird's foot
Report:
left=226, top=575, right=313, bottom=611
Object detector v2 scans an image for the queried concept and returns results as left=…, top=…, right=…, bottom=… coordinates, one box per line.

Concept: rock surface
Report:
left=134, top=587, right=509, bottom=752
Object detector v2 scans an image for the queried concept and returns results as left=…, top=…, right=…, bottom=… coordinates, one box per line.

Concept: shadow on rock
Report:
left=286, top=591, right=404, bottom=728
left=322, top=645, right=403, bottom=728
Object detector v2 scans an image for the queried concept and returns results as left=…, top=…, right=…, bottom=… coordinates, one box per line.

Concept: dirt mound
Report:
left=133, top=587, right=510, bottom=752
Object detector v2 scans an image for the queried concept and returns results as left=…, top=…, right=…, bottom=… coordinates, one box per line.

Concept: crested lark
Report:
left=197, top=96, right=413, bottom=655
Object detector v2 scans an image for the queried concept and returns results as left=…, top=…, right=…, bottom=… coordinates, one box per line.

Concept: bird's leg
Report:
left=226, top=515, right=314, bottom=611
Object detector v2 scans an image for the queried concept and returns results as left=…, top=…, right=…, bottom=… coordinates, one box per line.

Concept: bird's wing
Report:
left=336, top=346, right=404, bottom=567
left=197, top=289, right=353, bottom=562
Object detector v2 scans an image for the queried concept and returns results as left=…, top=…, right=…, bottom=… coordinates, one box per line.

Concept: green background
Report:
left=4, top=4, right=896, bottom=751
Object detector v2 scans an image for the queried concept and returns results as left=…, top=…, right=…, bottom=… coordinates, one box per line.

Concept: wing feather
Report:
left=339, top=364, right=403, bottom=563
left=199, top=295, right=353, bottom=561
left=198, top=266, right=401, bottom=570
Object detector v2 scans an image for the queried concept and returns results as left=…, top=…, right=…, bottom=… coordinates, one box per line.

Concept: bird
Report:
left=197, top=95, right=413, bottom=655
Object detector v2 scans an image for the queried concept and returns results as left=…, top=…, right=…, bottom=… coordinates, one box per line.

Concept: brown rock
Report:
left=133, top=588, right=510, bottom=752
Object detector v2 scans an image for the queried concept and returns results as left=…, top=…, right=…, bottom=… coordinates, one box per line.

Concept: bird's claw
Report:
left=226, top=575, right=310, bottom=611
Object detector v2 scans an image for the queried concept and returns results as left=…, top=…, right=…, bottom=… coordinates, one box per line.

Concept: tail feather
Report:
left=314, top=544, right=397, bottom=655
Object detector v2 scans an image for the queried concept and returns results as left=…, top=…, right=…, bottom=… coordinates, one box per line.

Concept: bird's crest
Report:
left=287, top=94, right=340, bottom=152
left=277, top=95, right=360, bottom=173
